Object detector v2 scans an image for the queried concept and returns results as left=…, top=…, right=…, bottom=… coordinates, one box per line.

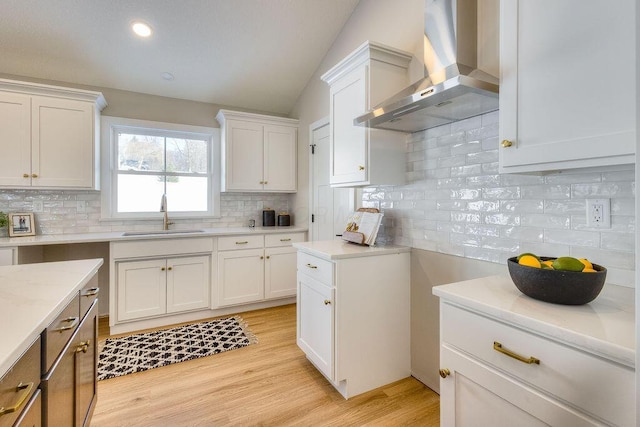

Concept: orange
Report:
left=579, top=258, right=593, bottom=270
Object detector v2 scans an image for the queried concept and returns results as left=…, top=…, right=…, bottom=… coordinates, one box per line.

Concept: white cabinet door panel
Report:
left=263, top=125, right=296, bottom=191
left=0, top=92, right=31, bottom=187
left=264, top=246, right=296, bottom=299
left=217, top=248, right=264, bottom=306
left=166, top=255, right=210, bottom=313
left=117, top=259, right=167, bottom=321
left=225, top=120, right=264, bottom=191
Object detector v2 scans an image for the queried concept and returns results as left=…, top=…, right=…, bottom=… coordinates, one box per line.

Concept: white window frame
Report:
left=100, top=116, right=220, bottom=220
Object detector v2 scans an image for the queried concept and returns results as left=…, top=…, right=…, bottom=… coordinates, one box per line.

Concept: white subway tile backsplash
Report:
left=366, top=111, right=635, bottom=287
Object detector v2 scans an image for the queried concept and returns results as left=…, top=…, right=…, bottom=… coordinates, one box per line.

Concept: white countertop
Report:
left=0, top=226, right=307, bottom=247
left=293, top=240, right=410, bottom=260
left=0, top=258, right=103, bottom=377
left=433, top=275, right=635, bottom=368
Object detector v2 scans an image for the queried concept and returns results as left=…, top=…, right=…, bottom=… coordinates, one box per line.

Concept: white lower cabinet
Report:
left=116, top=255, right=210, bottom=322
left=294, top=241, right=410, bottom=399
left=216, top=232, right=305, bottom=307
left=111, top=238, right=213, bottom=326
left=438, top=301, right=634, bottom=426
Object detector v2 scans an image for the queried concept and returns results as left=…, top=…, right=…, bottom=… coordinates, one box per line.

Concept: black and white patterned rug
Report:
left=98, top=316, right=257, bottom=380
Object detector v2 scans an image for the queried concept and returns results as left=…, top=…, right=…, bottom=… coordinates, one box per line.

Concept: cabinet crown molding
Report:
left=321, top=40, right=413, bottom=86
left=0, top=78, right=107, bottom=110
left=216, top=109, right=298, bottom=127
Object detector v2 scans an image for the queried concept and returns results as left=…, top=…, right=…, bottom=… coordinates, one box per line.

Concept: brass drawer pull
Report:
left=306, top=263, right=318, bottom=269
left=501, top=139, right=513, bottom=148
left=236, top=241, right=248, bottom=245
left=82, top=287, right=100, bottom=297
left=493, top=341, right=540, bottom=365
left=0, top=381, right=34, bottom=416
left=280, top=238, right=291, bottom=242
left=75, top=340, right=91, bottom=354
left=54, top=316, right=79, bottom=332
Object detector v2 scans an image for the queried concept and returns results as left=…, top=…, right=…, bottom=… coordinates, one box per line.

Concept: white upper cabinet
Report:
left=216, top=109, right=298, bottom=192
left=322, top=42, right=412, bottom=187
left=0, top=79, right=106, bottom=189
left=499, top=0, right=635, bottom=173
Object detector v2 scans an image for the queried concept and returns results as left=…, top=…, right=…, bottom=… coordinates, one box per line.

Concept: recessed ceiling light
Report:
left=161, top=72, right=175, bottom=81
left=132, top=21, right=153, bottom=38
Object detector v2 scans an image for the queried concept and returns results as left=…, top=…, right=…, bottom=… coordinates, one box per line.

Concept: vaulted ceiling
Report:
left=0, top=0, right=360, bottom=114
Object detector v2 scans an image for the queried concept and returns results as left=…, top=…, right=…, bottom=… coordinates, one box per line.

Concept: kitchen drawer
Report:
left=441, top=303, right=634, bottom=426
left=265, top=232, right=305, bottom=248
left=297, top=252, right=333, bottom=286
left=218, top=235, right=264, bottom=251
left=12, top=388, right=41, bottom=427
left=0, top=337, right=40, bottom=427
left=79, top=275, right=99, bottom=320
left=42, top=296, right=80, bottom=374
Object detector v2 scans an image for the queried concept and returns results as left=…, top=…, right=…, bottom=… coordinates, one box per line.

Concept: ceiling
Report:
left=0, top=0, right=360, bottom=114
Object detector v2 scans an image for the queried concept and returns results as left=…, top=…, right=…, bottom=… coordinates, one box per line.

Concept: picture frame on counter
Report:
left=8, top=213, right=35, bottom=237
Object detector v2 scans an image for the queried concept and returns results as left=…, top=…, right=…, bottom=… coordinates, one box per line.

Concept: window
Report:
left=102, top=117, right=220, bottom=219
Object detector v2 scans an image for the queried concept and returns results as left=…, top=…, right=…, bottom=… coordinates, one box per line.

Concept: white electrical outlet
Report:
left=77, top=200, right=86, bottom=213
left=33, top=200, right=44, bottom=212
left=586, top=198, right=611, bottom=228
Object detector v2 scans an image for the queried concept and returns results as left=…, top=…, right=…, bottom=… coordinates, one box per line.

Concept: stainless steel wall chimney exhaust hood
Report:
left=355, top=0, right=499, bottom=133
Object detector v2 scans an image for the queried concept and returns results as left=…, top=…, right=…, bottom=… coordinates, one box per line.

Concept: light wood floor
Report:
left=92, top=304, right=440, bottom=426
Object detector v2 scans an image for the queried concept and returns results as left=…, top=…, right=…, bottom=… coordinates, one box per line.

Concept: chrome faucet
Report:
left=160, top=194, right=173, bottom=230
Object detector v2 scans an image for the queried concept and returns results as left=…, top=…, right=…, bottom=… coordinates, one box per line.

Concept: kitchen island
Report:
left=0, top=258, right=103, bottom=426
left=434, top=275, right=635, bottom=426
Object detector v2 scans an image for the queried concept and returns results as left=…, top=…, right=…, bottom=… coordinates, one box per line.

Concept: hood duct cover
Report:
left=355, top=0, right=499, bottom=133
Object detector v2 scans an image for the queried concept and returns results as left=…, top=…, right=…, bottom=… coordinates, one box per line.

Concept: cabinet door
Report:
left=0, top=91, right=31, bottom=187
left=297, top=274, right=334, bottom=380
left=223, top=120, right=264, bottom=191
left=499, top=0, right=635, bottom=173
left=32, top=96, right=95, bottom=188
left=116, top=259, right=167, bottom=321
left=329, top=66, right=367, bottom=186
left=263, top=125, right=296, bottom=192
left=217, top=249, right=264, bottom=306
left=75, top=302, right=97, bottom=427
left=440, top=347, right=600, bottom=426
left=264, top=246, right=297, bottom=299
left=166, top=255, right=210, bottom=313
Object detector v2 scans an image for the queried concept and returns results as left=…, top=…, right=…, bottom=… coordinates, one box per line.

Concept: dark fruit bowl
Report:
left=507, top=257, right=607, bottom=305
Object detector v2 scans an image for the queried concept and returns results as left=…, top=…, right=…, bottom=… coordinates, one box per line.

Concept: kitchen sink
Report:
left=122, top=229, right=206, bottom=236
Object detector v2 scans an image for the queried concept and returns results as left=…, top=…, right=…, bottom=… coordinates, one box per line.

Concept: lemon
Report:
left=552, top=257, right=585, bottom=272
left=518, top=255, right=541, bottom=268
left=517, top=252, right=540, bottom=262
left=578, top=258, right=593, bottom=270
left=582, top=268, right=597, bottom=273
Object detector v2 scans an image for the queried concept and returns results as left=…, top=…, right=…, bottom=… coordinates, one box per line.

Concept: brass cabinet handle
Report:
left=161, top=267, right=166, bottom=271
left=439, top=368, right=450, bottom=378
left=31, top=173, right=38, bottom=178
left=236, top=241, right=248, bottom=245
left=259, top=181, right=264, bottom=184
left=23, top=173, right=29, bottom=178
left=264, top=181, right=268, bottom=184
left=266, top=255, right=270, bottom=259
left=82, top=287, right=100, bottom=297
left=260, top=256, right=264, bottom=260
left=358, top=165, right=365, bottom=170
left=75, top=340, right=91, bottom=354
left=493, top=341, right=540, bottom=365
left=306, top=263, right=317, bottom=269
left=280, top=238, right=291, bottom=242
left=0, top=382, right=34, bottom=416
left=323, top=300, right=331, bottom=305
left=54, top=316, right=79, bottom=332
left=167, top=266, right=172, bottom=271
left=501, top=140, right=513, bottom=148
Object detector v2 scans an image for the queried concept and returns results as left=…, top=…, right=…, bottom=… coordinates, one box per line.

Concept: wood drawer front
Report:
left=0, top=337, right=40, bottom=427
left=43, top=296, right=80, bottom=374
left=441, top=303, right=634, bottom=426
left=297, top=252, right=333, bottom=286
left=79, top=274, right=99, bottom=320
left=265, top=232, right=305, bottom=248
left=218, top=235, right=264, bottom=251
left=12, top=388, right=41, bottom=427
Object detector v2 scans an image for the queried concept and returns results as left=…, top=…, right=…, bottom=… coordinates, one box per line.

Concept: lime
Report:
left=552, top=257, right=585, bottom=272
